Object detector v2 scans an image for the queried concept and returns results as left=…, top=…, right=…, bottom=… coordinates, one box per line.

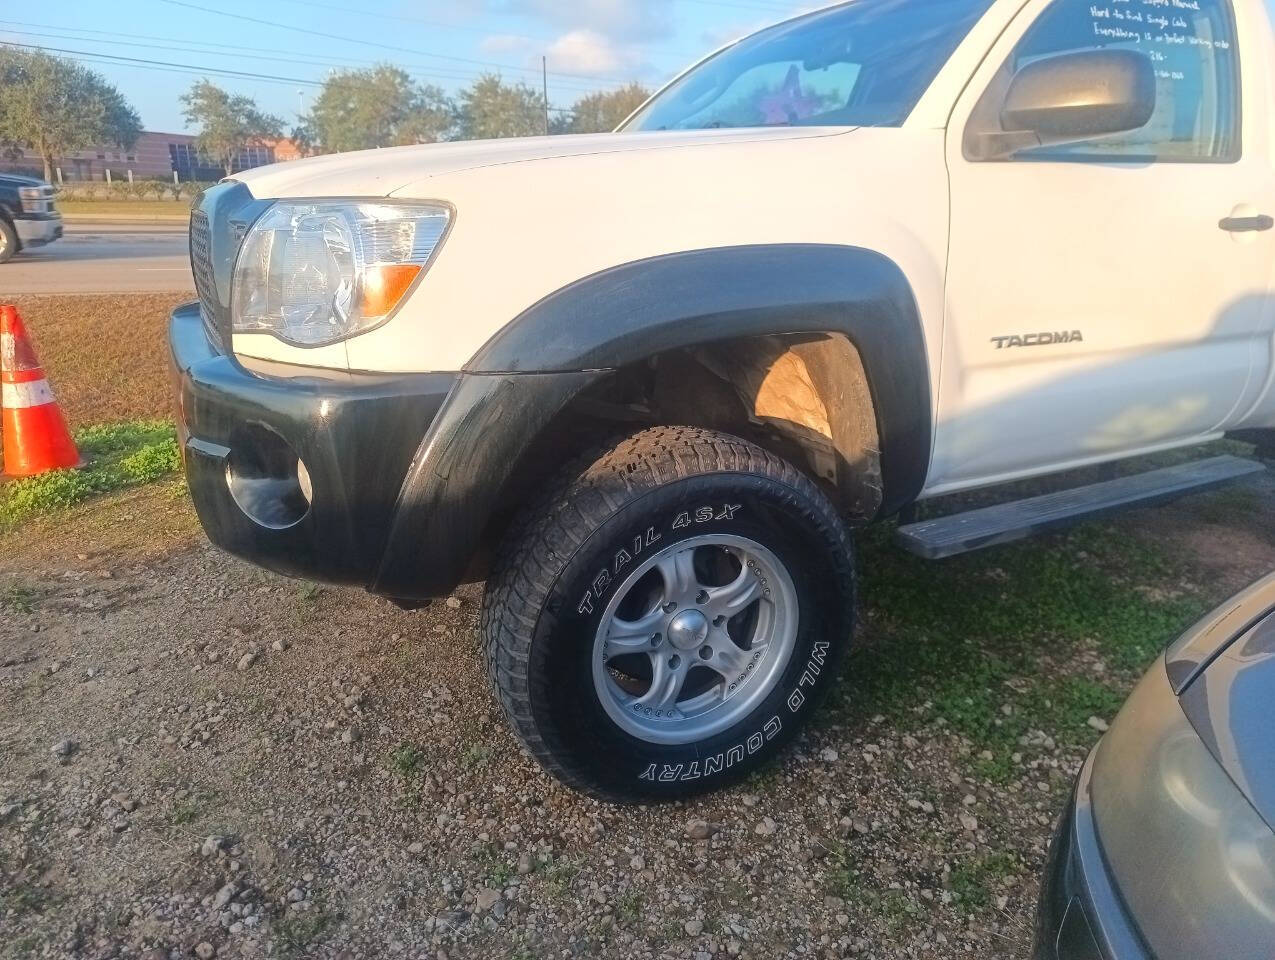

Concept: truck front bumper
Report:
left=169, top=302, right=456, bottom=590
left=170, top=303, right=601, bottom=601
left=16, top=213, right=63, bottom=247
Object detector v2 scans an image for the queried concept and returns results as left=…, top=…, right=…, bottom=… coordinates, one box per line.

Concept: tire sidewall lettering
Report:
left=574, top=503, right=740, bottom=617
left=548, top=486, right=841, bottom=790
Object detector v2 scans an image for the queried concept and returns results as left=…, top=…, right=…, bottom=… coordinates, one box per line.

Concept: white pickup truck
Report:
left=171, top=0, right=1275, bottom=801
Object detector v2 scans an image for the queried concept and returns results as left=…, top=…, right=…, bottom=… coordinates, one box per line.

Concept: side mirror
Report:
left=970, top=49, right=1156, bottom=160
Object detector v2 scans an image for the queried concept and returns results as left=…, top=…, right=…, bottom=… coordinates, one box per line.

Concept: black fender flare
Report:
left=373, top=244, right=931, bottom=600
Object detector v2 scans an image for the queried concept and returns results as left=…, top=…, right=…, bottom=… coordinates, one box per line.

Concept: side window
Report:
left=990, top=0, right=1240, bottom=161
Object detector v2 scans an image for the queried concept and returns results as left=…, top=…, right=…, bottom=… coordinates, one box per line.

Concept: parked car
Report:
left=171, top=0, right=1275, bottom=801
left=1035, top=573, right=1275, bottom=960
left=0, top=173, right=62, bottom=263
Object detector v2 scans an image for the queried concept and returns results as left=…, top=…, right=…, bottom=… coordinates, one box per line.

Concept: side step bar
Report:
left=897, top=455, right=1265, bottom=560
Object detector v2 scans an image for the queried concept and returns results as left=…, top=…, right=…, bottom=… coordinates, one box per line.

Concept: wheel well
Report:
left=468, top=333, right=883, bottom=581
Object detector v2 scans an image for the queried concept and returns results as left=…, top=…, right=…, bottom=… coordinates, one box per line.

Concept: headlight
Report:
left=18, top=186, right=48, bottom=214
left=231, top=201, right=451, bottom=347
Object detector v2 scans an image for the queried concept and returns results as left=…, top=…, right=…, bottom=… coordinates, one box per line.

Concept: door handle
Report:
left=1219, top=214, right=1274, bottom=233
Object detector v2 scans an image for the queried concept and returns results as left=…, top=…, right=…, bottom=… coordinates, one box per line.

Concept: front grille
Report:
left=189, top=210, right=221, bottom=350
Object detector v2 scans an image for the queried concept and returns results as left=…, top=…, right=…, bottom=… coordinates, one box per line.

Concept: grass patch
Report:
left=948, top=852, right=1018, bottom=910
left=0, top=420, right=180, bottom=530
left=170, top=797, right=201, bottom=825
left=388, top=743, right=425, bottom=778
left=0, top=881, right=53, bottom=916
left=616, top=891, right=642, bottom=924
left=542, top=860, right=578, bottom=898
left=274, top=902, right=340, bottom=958
left=1, top=582, right=39, bottom=614
left=472, top=845, right=515, bottom=887
left=59, top=199, right=191, bottom=218
left=8, top=294, right=189, bottom=426
left=461, top=743, right=491, bottom=770
left=830, top=879, right=921, bottom=934
left=827, top=847, right=861, bottom=901
left=834, top=519, right=1211, bottom=779
left=1180, top=484, right=1262, bottom=525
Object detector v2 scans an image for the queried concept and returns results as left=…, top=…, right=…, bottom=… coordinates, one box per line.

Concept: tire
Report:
left=0, top=219, right=16, bottom=264
left=482, top=426, right=856, bottom=802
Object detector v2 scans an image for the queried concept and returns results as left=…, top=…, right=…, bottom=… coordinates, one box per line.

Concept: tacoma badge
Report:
left=991, top=331, right=1084, bottom=349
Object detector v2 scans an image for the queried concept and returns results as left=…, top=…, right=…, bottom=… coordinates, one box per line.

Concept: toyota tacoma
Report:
left=170, top=0, right=1275, bottom=801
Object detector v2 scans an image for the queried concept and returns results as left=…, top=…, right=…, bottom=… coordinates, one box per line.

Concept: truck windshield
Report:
left=624, top=0, right=995, bottom=132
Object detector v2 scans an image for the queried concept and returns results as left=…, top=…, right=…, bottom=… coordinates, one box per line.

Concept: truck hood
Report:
left=231, top=127, right=850, bottom=199
left=0, top=173, right=48, bottom=188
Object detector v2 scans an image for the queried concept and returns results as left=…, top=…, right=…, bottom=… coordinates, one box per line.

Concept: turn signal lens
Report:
left=360, top=263, right=422, bottom=317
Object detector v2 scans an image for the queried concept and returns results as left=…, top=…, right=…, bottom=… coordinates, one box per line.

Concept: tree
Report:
left=456, top=74, right=547, bottom=141
left=302, top=65, right=452, bottom=153
left=180, top=80, right=283, bottom=175
left=0, top=48, right=142, bottom=182
left=566, top=83, right=651, bottom=134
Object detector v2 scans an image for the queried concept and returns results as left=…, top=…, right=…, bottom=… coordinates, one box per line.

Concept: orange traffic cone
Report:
left=1, top=304, right=80, bottom=477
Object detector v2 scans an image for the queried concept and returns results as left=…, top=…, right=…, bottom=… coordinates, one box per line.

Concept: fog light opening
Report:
left=225, top=423, right=311, bottom=530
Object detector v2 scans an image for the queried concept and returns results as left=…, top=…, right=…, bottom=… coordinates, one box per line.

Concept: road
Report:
left=3, top=221, right=194, bottom=294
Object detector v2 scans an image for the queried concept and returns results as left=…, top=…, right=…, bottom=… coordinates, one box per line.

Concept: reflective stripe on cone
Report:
left=1, top=379, right=56, bottom=409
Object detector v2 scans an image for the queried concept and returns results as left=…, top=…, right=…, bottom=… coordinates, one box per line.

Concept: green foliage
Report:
left=57, top=181, right=211, bottom=203
left=0, top=420, right=180, bottom=530
left=117, top=437, right=180, bottom=484
left=180, top=80, right=283, bottom=174
left=0, top=48, right=142, bottom=182
left=827, top=517, right=1213, bottom=781
left=274, top=901, right=340, bottom=958
left=473, top=846, right=514, bottom=887
left=615, top=891, right=643, bottom=924
left=287, top=72, right=657, bottom=150
left=0, top=880, right=53, bottom=917
left=1, top=582, right=38, bottom=614
left=566, top=83, right=652, bottom=133
left=461, top=743, right=491, bottom=770
left=948, top=852, right=1018, bottom=909
left=302, top=65, right=453, bottom=152
left=457, top=74, right=548, bottom=140
left=389, top=743, right=424, bottom=778
left=170, top=797, right=201, bottom=825
left=542, top=859, right=578, bottom=898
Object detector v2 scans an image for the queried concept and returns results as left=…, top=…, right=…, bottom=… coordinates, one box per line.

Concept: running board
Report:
left=897, top=455, right=1265, bottom=560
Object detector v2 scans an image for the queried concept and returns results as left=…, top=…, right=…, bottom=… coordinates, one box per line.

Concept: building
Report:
left=0, top=131, right=304, bottom=183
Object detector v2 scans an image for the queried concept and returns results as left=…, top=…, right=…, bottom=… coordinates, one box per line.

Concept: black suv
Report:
left=0, top=173, right=63, bottom=263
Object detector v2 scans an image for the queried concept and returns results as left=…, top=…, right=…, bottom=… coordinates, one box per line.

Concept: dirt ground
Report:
left=2, top=461, right=1273, bottom=960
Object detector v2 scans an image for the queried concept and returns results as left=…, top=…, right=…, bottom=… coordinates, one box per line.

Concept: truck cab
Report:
left=171, top=0, right=1275, bottom=800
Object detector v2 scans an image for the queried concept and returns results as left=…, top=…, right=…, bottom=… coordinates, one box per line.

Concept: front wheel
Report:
left=482, top=426, right=856, bottom=802
left=0, top=219, right=17, bottom=264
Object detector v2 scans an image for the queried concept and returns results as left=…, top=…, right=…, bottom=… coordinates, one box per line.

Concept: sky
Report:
left=0, top=0, right=817, bottom=134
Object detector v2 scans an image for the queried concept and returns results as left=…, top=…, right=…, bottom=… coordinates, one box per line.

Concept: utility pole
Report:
left=542, top=56, right=550, bottom=136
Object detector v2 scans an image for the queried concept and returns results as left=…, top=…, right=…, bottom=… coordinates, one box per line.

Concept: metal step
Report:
left=897, top=455, right=1265, bottom=560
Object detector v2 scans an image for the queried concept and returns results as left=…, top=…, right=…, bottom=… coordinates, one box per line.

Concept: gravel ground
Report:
left=2, top=468, right=1273, bottom=960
